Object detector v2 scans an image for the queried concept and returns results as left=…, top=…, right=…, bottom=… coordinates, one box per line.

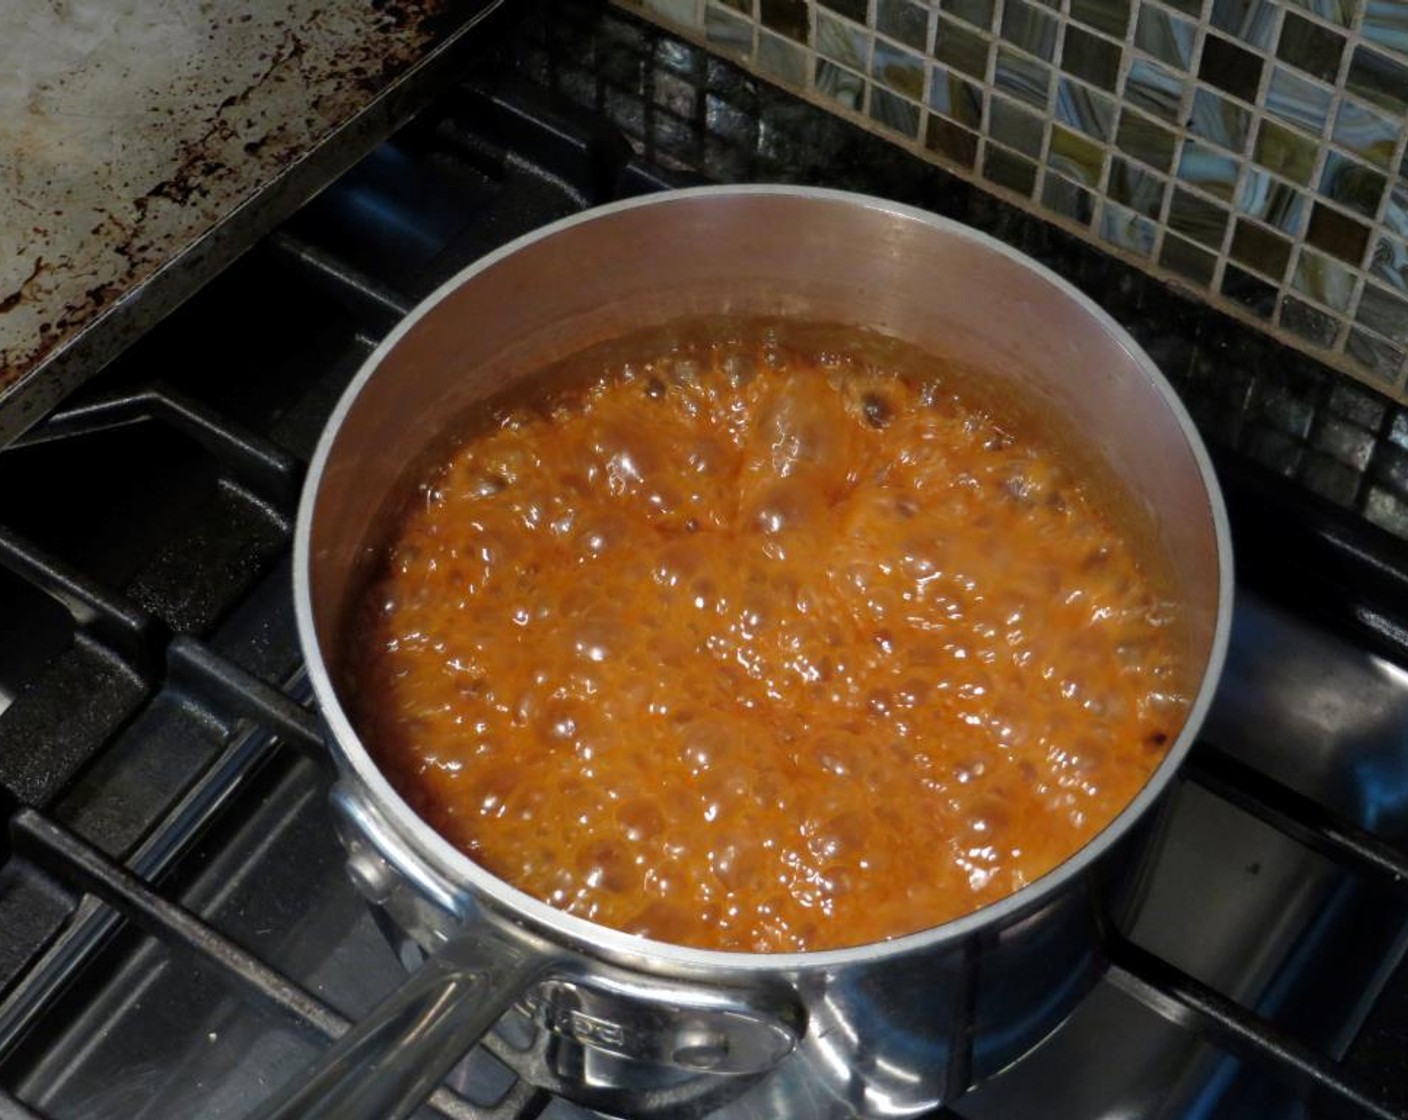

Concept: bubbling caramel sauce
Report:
left=349, top=319, right=1190, bottom=953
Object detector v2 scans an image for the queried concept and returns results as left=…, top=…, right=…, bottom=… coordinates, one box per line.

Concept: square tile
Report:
left=1109, top=155, right=1167, bottom=218
left=1125, top=57, right=1186, bottom=121
left=984, top=145, right=1039, bottom=195
left=1347, top=46, right=1408, bottom=115
left=705, top=4, right=753, bottom=54
left=1348, top=328, right=1405, bottom=383
left=1222, top=263, right=1277, bottom=317
left=759, top=0, right=809, bottom=42
left=1160, top=232, right=1218, bottom=286
left=873, top=40, right=926, bottom=98
left=1042, top=173, right=1096, bottom=224
left=870, top=86, right=923, bottom=136
left=943, top=0, right=996, bottom=31
left=1292, top=247, right=1358, bottom=310
left=1318, top=151, right=1389, bottom=220
left=1210, top=0, right=1279, bottom=50
left=877, top=0, right=929, bottom=50
left=1277, top=11, right=1346, bottom=83
left=1231, top=218, right=1293, bottom=279
left=1170, top=185, right=1231, bottom=247
left=1333, top=100, right=1399, bottom=170
left=1289, top=0, right=1351, bottom=26
left=1062, top=25, right=1122, bottom=92
left=1315, top=409, right=1378, bottom=467
left=934, top=16, right=991, bottom=79
left=1048, top=122, right=1106, bottom=185
left=1265, top=66, right=1333, bottom=133
left=926, top=116, right=980, bottom=166
left=816, top=9, right=870, bottom=69
left=756, top=28, right=810, bottom=84
left=1386, top=181, right=1408, bottom=239
left=1001, top=0, right=1059, bottom=62
left=818, top=0, right=866, bottom=22
left=1280, top=295, right=1340, bottom=347
left=1134, top=6, right=1195, bottom=70
left=1307, top=201, right=1372, bottom=265
left=814, top=57, right=868, bottom=110
left=1237, top=167, right=1306, bottom=234
left=1115, top=108, right=1176, bottom=172
left=645, top=0, right=706, bottom=25
left=1364, top=0, right=1408, bottom=59
left=1284, top=0, right=1353, bottom=27
left=1055, top=76, right=1117, bottom=140
left=1253, top=119, right=1318, bottom=184
left=1189, top=86, right=1252, bottom=152
left=989, top=93, right=1045, bottom=157
left=1357, top=283, right=1408, bottom=345
left=994, top=44, right=1052, bottom=108
left=1200, top=32, right=1263, bottom=104
left=1071, top=0, right=1130, bottom=38
left=1371, top=235, right=1408, bottom=294
left=928, top=65, right=984, bottom=125
left=1160, top=0, right=1203, bottom=15
left=1100, top=201, right=1157, bottom=256
left=1177, top=139, right=1240, bottom=201
left=1326, top=382, right=1387, bottom=432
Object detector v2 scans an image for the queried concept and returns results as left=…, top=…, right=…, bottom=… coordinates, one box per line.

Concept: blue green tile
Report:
left=1236, top=167, right=1306, bottom=234
left=876, top=0, right=929, bottom=50
left=1115, top=108, right=1177, bottom=172
left=869, top=86, right=922, bottom=136
left=1292, top=247, right=1358, bottom=310
left=872, top=39, right=926, bottom=99
left=1134, top=6, right=1195, bottom=70
left=942, top=0, right=996, bottom=31
left=759, top=0, right=810, bottom=42
left=1364, top=0, right=1408, bottom=61
left=1189, top=86, right=1251, bottom=152
left=1253, top=118, right=1318, bottom=184
left=1385, top=182, right=1408, bottom=239
left=989, top=93, right=1045, bottom=157
left=1001, top=0, right=1059, bottom=61
left=1347, top=328, right=1404, bottom=383
left=1265, top=67, right=1333, bottom=133
left=1109, top=156, right=1167, bottom=218
left=1371, top=236, right=1408, bottom=294
left=816, top=9, right=869, bottom=69
left=1125, top=57, right=1186, bottom=121
left=1222, top=263, right=1277, bottom=318
left=1062, top=25, right=1122, bottom=92
left=1277, top=12, right=1346, bottom=83
left=1178, top=138, right=1240, bottom=201
left=1042, top=173, right=1096, bottom=224
left=818, top=0, right=866, bottom=20
left=815, top=57, right=867, bottom=110
left=1333, top=99, right=1400, bottom=170
left=756, top=28, right=809, bottom=85
left=1211, top=0, right=1278, bottom=49
left=1200, top=32, right=1262, bottom=102
left=1169, top=185, right=1231, bottom=248
left=1231, top=217, right=1293, bottom=280
left=705, top=3, right=753, bottom=54
left=928, top=65, right=984, bottom=125
left=1070, top=0, right=1130, bottom=38
left=1357, top=283, right=1408, bottom=345
left=983, top=145, right=1039, bottom=195
left=934, top=15, right=991, bottom=79
left=1319, top=151, right=1389, bottom=220
left=1100, top=201, right=1157, bottom=257
left=1160, top=232, right=1218, bottom=286
left=994, top=44, right=1052, bottom=108
left=1284, top=0, right=1353, bottom=27
left=925, top=116, right=979, bottom=166
left=1055, top=75, right=1117, bottom=140
left=1307, top=200, right=1372, bottom=265
left=1048, top=122, right=1106, bottom=185
left=1347, top=45, right=1408, bottom=114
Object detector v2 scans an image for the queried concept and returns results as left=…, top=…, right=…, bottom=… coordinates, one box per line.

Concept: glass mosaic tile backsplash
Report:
left=619, top=0, right=1408, bottom=399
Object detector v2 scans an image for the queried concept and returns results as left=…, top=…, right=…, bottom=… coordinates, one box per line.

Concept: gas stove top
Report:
left=0, top=3, right=1406, bottom=1118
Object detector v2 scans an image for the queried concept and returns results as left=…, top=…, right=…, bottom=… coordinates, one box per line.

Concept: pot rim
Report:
left=293, top=183, right=1234, bottom=975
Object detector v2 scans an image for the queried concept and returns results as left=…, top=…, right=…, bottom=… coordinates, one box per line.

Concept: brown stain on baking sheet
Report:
left=0, top=0, right=453, bottom=404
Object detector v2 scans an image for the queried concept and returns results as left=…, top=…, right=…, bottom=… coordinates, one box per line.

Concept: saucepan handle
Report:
left=248, top=926, right=550, bottom=1120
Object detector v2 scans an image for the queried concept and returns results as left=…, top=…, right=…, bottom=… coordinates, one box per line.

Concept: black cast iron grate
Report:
left=0, top=5, right=1405, bottom=1116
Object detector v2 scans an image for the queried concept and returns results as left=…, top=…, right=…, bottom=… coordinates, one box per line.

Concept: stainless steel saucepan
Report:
left=263, top=186, right=1232, bottom=1120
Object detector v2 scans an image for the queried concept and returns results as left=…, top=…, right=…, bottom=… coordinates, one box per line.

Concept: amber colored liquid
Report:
left=350, top=320, right=1189, bottom=952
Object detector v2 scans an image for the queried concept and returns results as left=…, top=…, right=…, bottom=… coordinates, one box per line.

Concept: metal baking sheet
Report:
left=0, top=0, right=500, bottom=445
